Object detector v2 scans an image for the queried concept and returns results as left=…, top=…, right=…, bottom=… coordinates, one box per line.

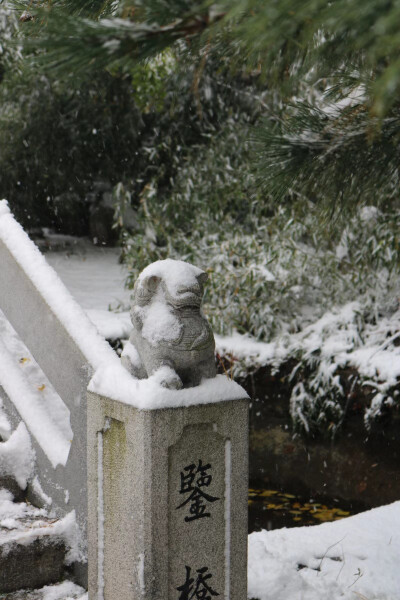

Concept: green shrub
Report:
left=116, top=119, right=400, bottom=437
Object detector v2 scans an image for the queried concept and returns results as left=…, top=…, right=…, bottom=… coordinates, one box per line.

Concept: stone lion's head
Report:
left=132, top=259, right=208, bottom=311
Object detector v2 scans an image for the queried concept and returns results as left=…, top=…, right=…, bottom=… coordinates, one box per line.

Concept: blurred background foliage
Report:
left=0, top=0, right=399, bottom=435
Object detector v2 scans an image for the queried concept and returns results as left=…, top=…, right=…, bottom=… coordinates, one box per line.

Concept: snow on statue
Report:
left=121, top=259, right=216, bottom=389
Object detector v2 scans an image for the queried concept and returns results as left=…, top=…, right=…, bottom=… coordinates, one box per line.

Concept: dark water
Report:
left=248, top=485, right=368, bottom=533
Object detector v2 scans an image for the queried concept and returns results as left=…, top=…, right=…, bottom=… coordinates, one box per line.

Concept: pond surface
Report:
left=248, top=485, right=368, bottom=533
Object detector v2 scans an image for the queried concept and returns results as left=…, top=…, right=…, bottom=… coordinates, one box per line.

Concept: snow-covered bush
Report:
left=116, top=117, right=400, bottom=436
left=118, top=136, right=400, bottom=337
left=286, top=301, right=400, bottom=435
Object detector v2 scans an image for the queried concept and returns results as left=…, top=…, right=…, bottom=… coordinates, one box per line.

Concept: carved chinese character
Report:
left=176, top=565, right=220, bottom=600
left=176, top=460, right=220, bottom=522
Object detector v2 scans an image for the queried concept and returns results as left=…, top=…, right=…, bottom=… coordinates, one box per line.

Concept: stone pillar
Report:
left=87, top=391, right=248, bottom=600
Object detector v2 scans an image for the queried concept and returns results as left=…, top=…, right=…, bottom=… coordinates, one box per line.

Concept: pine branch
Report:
left=253, top=101, right=400, bottom=212
left=11, top=0, right=226, bottom=76
left=9, top=0, right=117, bottom=19
left=10, top=0, right=400, bottom=117
left=7, top=0, right=400, bottom=213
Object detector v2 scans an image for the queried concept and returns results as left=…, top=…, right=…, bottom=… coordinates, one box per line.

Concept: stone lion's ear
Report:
left=197, top=272, right=208, bottom=286
left=142, top=275, right=161, bottom=292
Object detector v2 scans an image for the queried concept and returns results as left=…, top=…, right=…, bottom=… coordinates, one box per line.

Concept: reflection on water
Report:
left=248, top=487, right=366, bottom=533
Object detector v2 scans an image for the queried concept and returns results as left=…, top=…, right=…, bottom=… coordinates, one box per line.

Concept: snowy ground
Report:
left=45, top=244, right=132, bottom=341
left=41, top=242, right=400, bottom=600
left=249, top=502, right=400, bottom=600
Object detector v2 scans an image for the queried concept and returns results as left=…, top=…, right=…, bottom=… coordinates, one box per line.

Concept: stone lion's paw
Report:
left=152, top=365, right=183, bottom=390
left=160, top=375, right=183, bottom=390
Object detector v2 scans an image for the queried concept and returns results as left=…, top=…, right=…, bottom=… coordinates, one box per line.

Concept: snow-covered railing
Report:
left=0, top=200, right=120, bottom=584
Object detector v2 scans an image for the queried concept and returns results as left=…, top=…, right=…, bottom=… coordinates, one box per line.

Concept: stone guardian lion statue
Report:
left=121, top=259, right=216, bottom=389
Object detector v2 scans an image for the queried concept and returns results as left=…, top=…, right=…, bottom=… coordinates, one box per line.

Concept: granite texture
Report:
left=121, top=262, right=216, bottom=389
left=87, top=392, right=248, bottom=600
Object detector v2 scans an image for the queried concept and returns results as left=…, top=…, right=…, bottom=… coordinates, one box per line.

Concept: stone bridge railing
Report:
left=0, top=200, right=249, bottom=598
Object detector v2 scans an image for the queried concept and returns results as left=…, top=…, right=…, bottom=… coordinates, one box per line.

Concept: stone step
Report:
left=0, top=491, right=75, bottom=594
left=0, top=581, right=87, bottom=599
left=0, top=476, right=25, bottom=502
